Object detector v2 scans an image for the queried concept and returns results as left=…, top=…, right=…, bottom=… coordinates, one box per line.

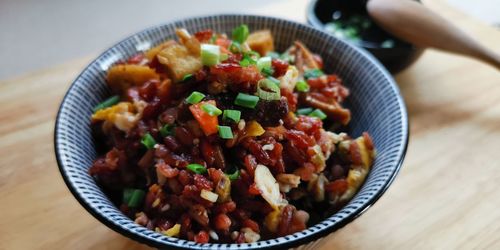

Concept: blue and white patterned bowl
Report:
left=54, top=15, right=408, bottom=249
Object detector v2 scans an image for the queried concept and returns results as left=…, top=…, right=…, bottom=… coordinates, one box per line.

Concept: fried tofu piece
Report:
left=144, top=40, right=176, bottom=61
left=106, top=64, right=160, bottom=94
left=247, top=30, right=274, bottom=56
left=157, top=43, right=202, bottom=82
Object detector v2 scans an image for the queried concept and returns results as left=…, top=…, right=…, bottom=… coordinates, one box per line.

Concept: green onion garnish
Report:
left=256, top=79, right=281, bottom=101
left=201, top=44, right=220, bottom=66
left=266, top=51, right=280, bottom=59
left=160, top=124, right=175, bottom=137
left=185, top=91, right=206, bottom=104
left=218, top=125, right=234, bottom=139
left=234, top=93, right=259, bottom=108
left=227, top=169, right=240, bottom=181
left=182, top=73, right=193, bottom=82
left=223, top=109, right=241, bottom=123
left=127, top=189, right=146, bottom=208
left=297, top=107, right=313, bottom=115
left=295, top=80, right=310, bottom=92
left=141, top=133, right=156, bottom=149
left=240, top=58, right=251, bottom=67
left=229, top=42, right=241, bottom=53
left=308, top=108, right=327, bottom=120
left=220, top=53, right=229, bottom=61
left=256, top=56, right=272, bottom=72
left=93, top=95, right=120, bottom=113
left=201, top=103, right=222, bottom=116
left=267, top=76, right=280, bottom=86
left=232, top=24, right=249, bottom=44
left=123, top=188, right=134, bottom=204
left=304, top=69, right=324, bottom=79
left=261, top=67, right=274, bottom=77
left=187, top=163, right=207, bottom=174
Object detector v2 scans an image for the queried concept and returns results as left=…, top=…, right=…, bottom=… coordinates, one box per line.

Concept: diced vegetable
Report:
left=93, top=95, right=120, bottom=113
left=234, top=93, right=259, bottom=108
left=308, top=109, right=327, bottom=120
left=232, top=24, right=250, bottom=44
left=256, top=79, right=281, bottom=101
left=267, top=76, right=280, bottom=86
left=189, top=100, right=219, bottom=135
left=185, top=91, right=206, bottom=104
left=295, top=80, right=310, bottom=92
left=128, top=189, right=146, bottom=207
left=201, top=103, right=222, bottom=116
left=245, top=121, right=265, bottom=137
left=296, top=107, right=313, bottom=115
left=122, top=188, right=134, bottom=204
left=201, top=44, right=221, bottom=66
left=141, top=133, right=156, bottom=149
left=227, top=169, right=240, bottom=181
left=229, top=42, right=242, bottom=53
left=187, top=163, right=207, bottom=174
left=163, top=224, right=181, bottom=237
left=182, top=73, right=193, bottom=81
left=261, top=67, right=274, bottom=77
left=218, top=125, right=234, bottom=139
left=222, top=109, right=241, bottom=123
left=256, top=57, right=272, bottom=72
left=160, top=124, right=175, bottom=137
left=304, top=69, right=324, bottom=79
left=200, top=189, right=219, bottom=202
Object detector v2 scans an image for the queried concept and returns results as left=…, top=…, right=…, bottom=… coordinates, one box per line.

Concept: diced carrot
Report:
left=189, top=100, right=219, bottom=136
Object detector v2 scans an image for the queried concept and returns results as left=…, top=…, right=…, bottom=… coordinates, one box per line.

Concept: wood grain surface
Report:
left=1, top=1, right=499, bottom=249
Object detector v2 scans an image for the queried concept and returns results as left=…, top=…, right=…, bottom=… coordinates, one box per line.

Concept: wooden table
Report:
left=1, top=1, right=499, bottom=249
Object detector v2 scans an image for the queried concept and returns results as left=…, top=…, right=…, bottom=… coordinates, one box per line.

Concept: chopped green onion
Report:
left=256, top=79, right=281, bottom=101
left=266, top=51, right=280, bottom=59
left=182, top=73, right=193, bottom=82
left=280, top=52, right=294, bottom=63
left=234, top=93, right=259, bottom=108
left=128, top=189, right=146, bottom=208
left=257, top=56, right=272, bottom=72
left=227, top=169, right=240, bottom=181
left=201, top=44, right=220, bottom=66
left=304, top=69, right=324, bottom=79
left=309, top=109, right=327, bottom=120
left=297, top=107, right=313, bottom=115
left=187, top=163, right=207, bottom=174
left=218, top=125, right=234, bottom=139
left=122, top=188, right=134, bottom=204
left=209, top=34, right=217, bottom=44
left=295, top=80, right=310, bottom=92
left=160, top=124, right=175, bottom=137
left=240, top=58, right=251, bottom=67
left=223, top=109, right=241, bottom=123
left=220, top=53, right=229, bottom=61
left=267, top=76, right=280, bottom=86
left=245, top=51, right=261, bottom=59
left=232, top=24, right=249, bottom=43
left=201, top=103, right=222, bottom=116
left=261, top=67, right=274, bottom=77
left=93, top=95, right=120, bottom=113
left=229, top=42, right=241, bottom=53
left=185, top=91, right=205, bottom=104
left=141, top=133, right=156, bottom=149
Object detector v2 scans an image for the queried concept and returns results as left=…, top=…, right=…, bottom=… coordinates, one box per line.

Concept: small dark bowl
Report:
left=55, top=15, right=408, bottom=249
left=307, top=0, right=424, bottom=74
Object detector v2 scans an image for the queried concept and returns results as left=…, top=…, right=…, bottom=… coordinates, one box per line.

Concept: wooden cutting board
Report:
left=1, top=0, right=499, bottom=249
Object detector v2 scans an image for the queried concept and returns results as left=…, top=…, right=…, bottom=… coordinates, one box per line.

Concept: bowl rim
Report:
left=54, top=13, right=409, bottom=249
left=306, top=0, right=421, bottom=51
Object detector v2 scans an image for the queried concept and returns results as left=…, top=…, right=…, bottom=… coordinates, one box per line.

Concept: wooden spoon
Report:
left=366, top=0, right=500, bottom=70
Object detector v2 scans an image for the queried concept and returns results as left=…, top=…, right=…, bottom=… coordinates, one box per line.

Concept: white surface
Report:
left=0, top=0, right=300, bottom=80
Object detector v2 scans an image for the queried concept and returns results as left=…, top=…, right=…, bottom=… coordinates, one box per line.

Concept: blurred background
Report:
left=0, top=0, right=498, bottom=80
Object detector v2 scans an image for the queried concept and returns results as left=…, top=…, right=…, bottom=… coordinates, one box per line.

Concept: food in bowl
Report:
left=88, top=24, right=375, bottom=244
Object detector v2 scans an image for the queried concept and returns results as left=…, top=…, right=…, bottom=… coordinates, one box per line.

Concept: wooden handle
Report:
left=366, top=0, right=500, bottom=70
